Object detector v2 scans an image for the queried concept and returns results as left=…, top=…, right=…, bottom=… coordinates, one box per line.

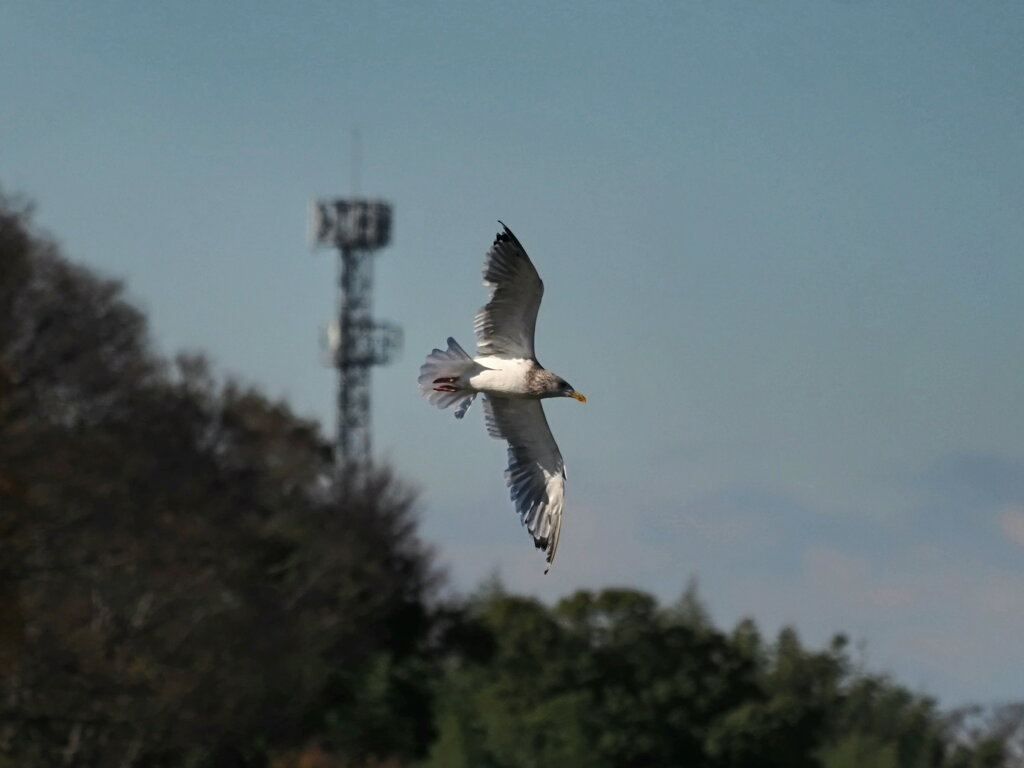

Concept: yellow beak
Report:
left=570, top=391, right=587, bottom=403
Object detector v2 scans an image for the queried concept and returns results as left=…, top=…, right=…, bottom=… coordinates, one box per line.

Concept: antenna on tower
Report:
left=350, top=128, right=361, bottom=197
left=309, top=144, right=400, bottom=488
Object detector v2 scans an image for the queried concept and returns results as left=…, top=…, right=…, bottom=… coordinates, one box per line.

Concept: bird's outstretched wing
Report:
left=483, top=396, right=565, bottom=570
left=474, top=224, right=544, bottom=359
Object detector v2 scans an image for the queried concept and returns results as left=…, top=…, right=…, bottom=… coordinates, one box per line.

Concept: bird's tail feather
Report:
left=419, top=337, right=477, bottom=418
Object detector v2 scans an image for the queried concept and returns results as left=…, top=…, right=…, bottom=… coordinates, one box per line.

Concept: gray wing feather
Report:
left=483, top=396, right=565, bottom=569
left=474, top=224, right=544, bottom=359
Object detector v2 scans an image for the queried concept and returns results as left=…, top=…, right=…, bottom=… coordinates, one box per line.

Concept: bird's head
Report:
left=558, top=379, right=587, bottom=403
left=533, top=370, right=586, bottom=401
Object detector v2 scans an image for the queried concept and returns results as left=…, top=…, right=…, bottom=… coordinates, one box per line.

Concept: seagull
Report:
left=419, top=224, right=586, bottom=572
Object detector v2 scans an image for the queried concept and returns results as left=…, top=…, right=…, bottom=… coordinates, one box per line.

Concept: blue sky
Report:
left=3, top=1, right=1023, bottom=706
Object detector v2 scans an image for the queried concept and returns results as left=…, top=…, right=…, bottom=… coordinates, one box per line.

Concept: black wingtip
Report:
left=494, top=220, right=523, bottom=249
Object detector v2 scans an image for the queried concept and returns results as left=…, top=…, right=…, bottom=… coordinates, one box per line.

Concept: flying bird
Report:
left=419, top=224, right=586, bottom=572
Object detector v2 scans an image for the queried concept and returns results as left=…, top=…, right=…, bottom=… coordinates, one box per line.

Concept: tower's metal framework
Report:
left=310, top=198, right=400, bottom=475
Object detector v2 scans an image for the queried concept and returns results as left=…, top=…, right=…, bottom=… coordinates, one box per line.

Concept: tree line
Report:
left=0, top=190, right=1017, bottom=767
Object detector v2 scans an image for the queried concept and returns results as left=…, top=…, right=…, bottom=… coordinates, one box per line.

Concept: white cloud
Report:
left=805, top=546, right=868, bottom=587
left=804, top=547, right=918, bottom=610
left=997, top=506, right=1024, bottom=548
left=863, top=585, right=916, bottom=609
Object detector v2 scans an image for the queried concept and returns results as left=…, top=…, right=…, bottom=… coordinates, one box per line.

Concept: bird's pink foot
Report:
left=433, top=376, right=460, bottom=392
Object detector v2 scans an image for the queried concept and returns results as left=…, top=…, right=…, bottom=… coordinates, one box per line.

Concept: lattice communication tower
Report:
left=310, top=198, right=400, bottom=474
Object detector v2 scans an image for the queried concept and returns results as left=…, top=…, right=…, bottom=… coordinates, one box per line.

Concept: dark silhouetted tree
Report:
left=0, top=191, right=438, bottom=768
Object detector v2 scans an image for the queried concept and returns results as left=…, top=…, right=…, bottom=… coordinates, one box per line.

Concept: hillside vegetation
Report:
left=1, top=192, right=1015, bottom=767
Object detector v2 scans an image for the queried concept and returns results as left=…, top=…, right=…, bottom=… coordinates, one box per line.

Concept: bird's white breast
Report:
left=469, top=357, right=535, bottom=397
